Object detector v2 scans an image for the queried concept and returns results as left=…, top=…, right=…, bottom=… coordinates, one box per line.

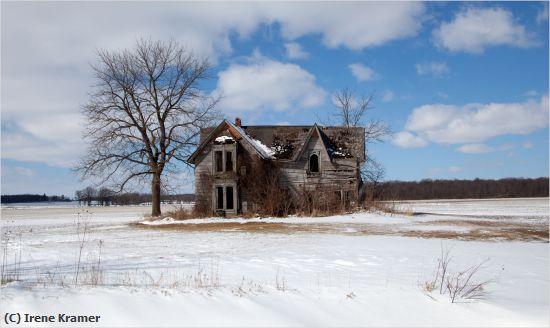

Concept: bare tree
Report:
left=97, top=187, right=114, bottom=206
left=76, top=38, right=220, bottom=216
left=332, top=87, right=391, bottom=203
left=75, top=186, right=97, bottom=206
left=362, top=160, right=386, bottom=202
left=333, top=87, right=390, bottom=143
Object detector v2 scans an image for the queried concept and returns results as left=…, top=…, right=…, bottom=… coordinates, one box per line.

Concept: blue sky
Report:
left=2, top=1, right=549, bottom=196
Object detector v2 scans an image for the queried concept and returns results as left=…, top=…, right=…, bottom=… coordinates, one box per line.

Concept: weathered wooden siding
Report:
left=278, top=135, right=360, bottom=201
left=194, top=126, right=362, bottom=214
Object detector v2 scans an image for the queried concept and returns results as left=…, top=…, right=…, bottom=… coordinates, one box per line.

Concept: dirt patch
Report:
left=421, top=219, right=544, bottom=227
left=401, top=227, right=548, bottom=242
left=131, top=220, right=549, bottom=242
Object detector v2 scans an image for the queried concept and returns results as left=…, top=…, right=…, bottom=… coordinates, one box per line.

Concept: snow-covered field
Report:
left=1, top=198, right=548, bottom=327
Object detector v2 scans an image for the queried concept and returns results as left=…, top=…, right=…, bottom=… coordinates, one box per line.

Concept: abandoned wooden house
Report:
left=187, top=118, right=365, bottom=215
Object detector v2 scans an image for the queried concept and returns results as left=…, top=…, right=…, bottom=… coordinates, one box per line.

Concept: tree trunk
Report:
left=151, top=173, right=162, bottom=217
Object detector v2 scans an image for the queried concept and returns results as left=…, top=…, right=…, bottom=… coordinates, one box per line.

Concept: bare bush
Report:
left=240, top=160, right=292, bottom=217
left=83, top=240, right=105, bottom=286
left=74, top=211, right=90, bottom=285
left=233, top=276, right=267, bottom=296
left=36, top=261, right=67, bottom=287
left=275, top=267, right=286, bottom=292
left=166, top=204, right=207, bottom=221
left=445, top=259, right=491, bottom=302
left=1, top=229, right=22, bottom=285
left=421, top=246, right=492, bottom=303
left=295, top=186, right=350, bottom=216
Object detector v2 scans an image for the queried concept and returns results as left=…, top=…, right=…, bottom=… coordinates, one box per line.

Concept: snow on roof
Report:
left=214, top=136, right=234, bottom=143
left=250, top=137, right=275, bottom=158
left=230, top=123, right=274, bottom=159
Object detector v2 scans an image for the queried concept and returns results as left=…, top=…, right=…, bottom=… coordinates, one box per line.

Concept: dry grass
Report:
left=160, top=205, right=209, bottom=221
left=1, top=229, right=23, bottom=285
left=420, top=246, right=493, bottom=303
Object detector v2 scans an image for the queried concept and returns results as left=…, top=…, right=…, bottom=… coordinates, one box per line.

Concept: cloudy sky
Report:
left=2, top=1, right=549, bottom=196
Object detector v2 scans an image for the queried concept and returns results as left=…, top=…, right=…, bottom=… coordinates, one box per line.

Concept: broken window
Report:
left=309, top=154, right=319, bottom=173
left=226, top=186, right=234, bottom=210
left=215, top=151, right=223, bottom=172
left=225, top=151, right=233, bottom=171
left=216, top=186, right=224, bottom=209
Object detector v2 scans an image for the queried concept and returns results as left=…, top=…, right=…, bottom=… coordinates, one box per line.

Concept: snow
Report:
left=230, top=123, right=274, bottom=158
left=1, top=199, right=548, bottom=326
left=328, top=146, right=350, bottom=158
left=249, top=137, right=275, bottom=158
left=251, top=138, right=275, bottom=158
left=394, top=197, right=549, bottom=217
left=214, top=136, right=234, bottom=143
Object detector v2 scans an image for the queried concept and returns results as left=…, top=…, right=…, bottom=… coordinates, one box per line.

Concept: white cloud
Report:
left=433, top=7, right=536, bottom=54
left=268, top=2, right=425, bottom=49
left=2, top=2, right=426, bottom=167
left=392, top=131, right=429, bottom=149
left=522, top=141, right=534, bottom=149
left=448, top=166, right=462, bottom=173
left=497, top=143, right=515, bottom=151
left=349, top=63, right=377, bottom=81
left=402, top=95, right=548, bottom=145
left=415, top=61, right=449, bottom=76
left=457, top=143, right=494, bottom=154
left=457, top=143, right=520, bottom=155
left=524, top=90, right=539, bottom=98
left=382, top=90, right=394, bottom=102
left=284, top=42, right=309, bottom=59
left=215, top=53, right=326, bottom=113
left=13, top=167, right=36, bottom=178
left=537, top=3, right=549, bottom=24
left=429, top=166, right=463, bottom=176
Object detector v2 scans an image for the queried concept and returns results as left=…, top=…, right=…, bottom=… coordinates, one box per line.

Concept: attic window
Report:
left=309, top=154, right=319, bottom=173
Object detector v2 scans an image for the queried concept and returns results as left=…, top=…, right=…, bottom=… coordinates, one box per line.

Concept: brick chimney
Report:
left=235, top=117, right=241, bottom=127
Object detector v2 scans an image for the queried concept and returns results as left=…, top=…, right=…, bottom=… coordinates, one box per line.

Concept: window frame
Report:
left=309, top=153, right=320, bottom=173
left=212, top=143, right=236, bottom=174
left=213, top=183, right=237, bottom=213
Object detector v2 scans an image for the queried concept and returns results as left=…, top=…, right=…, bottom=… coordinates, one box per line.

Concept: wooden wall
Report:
left=194, top=130, right=362, bottom=214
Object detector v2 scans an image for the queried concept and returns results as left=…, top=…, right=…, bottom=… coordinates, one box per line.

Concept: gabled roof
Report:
left=188, top=120, right=274, bottom=164
left=188, top=120, right=366, bottom=165
left=293, top=124, right=333, bottom=162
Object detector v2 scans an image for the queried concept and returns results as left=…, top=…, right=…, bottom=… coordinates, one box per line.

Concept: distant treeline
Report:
left=107, top=193, right=195, bottom=206
left=74, top=186, right=194, bottom=206
left=5, top=177, right=547, bottom=204
left=1, top=194, right=71, bottom=203
left=375, top=177, right=549, bottom=200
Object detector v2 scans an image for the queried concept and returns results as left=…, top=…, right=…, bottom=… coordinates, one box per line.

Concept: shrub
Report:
left=421, top=246, right=492, bottom=303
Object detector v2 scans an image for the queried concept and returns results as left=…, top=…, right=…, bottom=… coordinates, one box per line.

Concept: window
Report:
left=216, top=187, right=224, bottom=209
left=214, top=185, right=235, bottom=212
left=226, top=187, right=234, bottom=210
left=214, top=147, right=236, bottom=173
left=215, top=151, right=223, bottom=172
left=309, top=154, right=319, bottom=173
left=225, top=151, right=233, bottom=171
